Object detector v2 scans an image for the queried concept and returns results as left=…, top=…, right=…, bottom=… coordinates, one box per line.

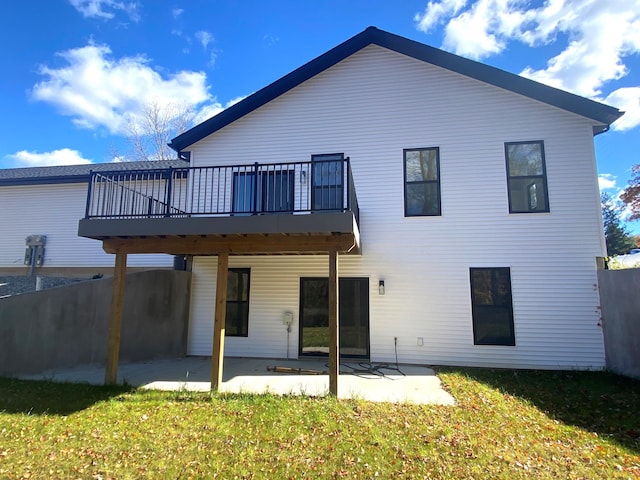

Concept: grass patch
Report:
left=0, top=369, right=638, bottom=478
left=301, top=326, right=329, bottom=348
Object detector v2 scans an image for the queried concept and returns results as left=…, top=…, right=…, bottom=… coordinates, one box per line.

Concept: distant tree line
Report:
left=602, top=192, right=636, bottom=256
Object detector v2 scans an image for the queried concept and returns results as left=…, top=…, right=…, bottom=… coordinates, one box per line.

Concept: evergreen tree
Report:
left=601, top=193, right=634, bottom=256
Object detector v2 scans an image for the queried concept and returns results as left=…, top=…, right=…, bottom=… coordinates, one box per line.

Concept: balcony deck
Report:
left=78, top=159, right=360, bottom=256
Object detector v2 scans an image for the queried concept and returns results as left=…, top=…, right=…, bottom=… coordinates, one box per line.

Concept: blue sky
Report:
left=1, top=0, right=639, bottom=229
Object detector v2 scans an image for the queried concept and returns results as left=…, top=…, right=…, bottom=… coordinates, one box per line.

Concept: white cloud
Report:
left=518, top=2, right=639, bottom=97
left=171, top=8, right=184, bottom=19
left=208, top=51, right=219, bottom=67
left=195, top=30, right=214, bottom=50
left=226, top=95, right=248, bottom=108
left=603, top=87, right=640, bottom=132
left=69, top=0, right=140, bottom=22
left=31, top=43, right=211, bottom=135
left=193, top=102, right=224, bottom=125
left=193, top=31, right=218, bottom=67
left=415, top=0, right=468, bottom=32
left=193, top=95, right=249, bottom=125
left=598, top=173, right=617, bottom=191
left=6, top=149, right=93, bottom=167
left=414, top=0, right=640, bottom=129
left=263, top=34, right=280, bottom=47
left=442, top=2, right=506, bottom=58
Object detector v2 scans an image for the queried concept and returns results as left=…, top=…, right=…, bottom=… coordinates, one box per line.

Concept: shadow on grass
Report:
left=0, top=377, right=133, bottom=415
left=440, top=367, right=640, bottom=453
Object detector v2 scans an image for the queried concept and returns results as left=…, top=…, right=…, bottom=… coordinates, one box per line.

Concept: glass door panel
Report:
left=299, top=277, right=369, bottom=358
left=311, top=153, right=344, bottom=211
left=262, top=169, right=294, bottom=212
left=232, top=171, right=255, bottom=214
left=300, top=278, right=329, bottom=355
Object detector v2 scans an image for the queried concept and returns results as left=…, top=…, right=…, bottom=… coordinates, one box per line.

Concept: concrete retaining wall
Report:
left=598, top=268, right=640, bottom=379
left=0, top=270, right=191, bottom=376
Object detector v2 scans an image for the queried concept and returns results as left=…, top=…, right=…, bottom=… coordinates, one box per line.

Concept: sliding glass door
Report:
left=299, top=277, right=369, bottom=358
left=232, top=169, right=294, bottom=214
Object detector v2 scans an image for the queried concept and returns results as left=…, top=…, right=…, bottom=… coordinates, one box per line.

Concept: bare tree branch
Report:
left=123, top=100, right=195, bottom=161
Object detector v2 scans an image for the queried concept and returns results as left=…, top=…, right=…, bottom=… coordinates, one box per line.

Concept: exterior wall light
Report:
left=378, top=280, right=385, bottom=295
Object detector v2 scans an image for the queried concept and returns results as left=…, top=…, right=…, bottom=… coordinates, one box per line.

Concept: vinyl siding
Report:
left=0, top=183, right=173, bottom=268
left=186, top=45, right=605, bottom=369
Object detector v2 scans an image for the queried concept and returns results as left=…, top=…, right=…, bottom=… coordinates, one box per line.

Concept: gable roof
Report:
left=0, top=159, right=189, bottom=186
left=169, top=26, right=623, bottom=154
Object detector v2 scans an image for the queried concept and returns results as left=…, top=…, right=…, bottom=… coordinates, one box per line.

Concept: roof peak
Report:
left=169, top=27, right=622, bottom=152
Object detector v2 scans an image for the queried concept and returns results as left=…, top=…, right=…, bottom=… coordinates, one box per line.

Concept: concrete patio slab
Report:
left=16, top=357, right=455, bottom=405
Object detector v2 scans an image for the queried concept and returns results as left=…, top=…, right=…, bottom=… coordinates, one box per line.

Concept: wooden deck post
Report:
left=328, top=249, right=339, bottom=396
left=104, top=252, right=127, bottom=385
left=211, top=252, right=229, bottom=391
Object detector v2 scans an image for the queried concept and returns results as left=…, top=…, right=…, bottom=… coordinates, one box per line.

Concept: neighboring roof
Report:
left=0, top=159, right=190, bottom=186
left=170, top=26, right=623, bottom=153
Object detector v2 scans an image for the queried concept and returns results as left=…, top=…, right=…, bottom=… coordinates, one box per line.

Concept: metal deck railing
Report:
left=84, top=159, right=359, bottom=223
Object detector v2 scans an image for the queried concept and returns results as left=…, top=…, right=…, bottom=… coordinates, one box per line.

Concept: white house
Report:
left=78, top=27, right=623, bottom=385
left=0, top=160, right=186, bottom=276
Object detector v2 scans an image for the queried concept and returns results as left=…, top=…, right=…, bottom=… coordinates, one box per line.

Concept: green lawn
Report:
left=0, top=369, right=638, bottom=479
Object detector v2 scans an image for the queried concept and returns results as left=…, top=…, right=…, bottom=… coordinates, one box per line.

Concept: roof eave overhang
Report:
left=0, top=175, right=88, bottom=187
left=169, top=27, right=378, bottom=154
left=169, top=27, right=624, bottom=152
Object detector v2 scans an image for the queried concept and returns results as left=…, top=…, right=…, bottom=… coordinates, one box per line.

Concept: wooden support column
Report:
left=328, top=249, right=339, bottom=396
left=211, top=252, right=229, bottom=391
left=104, top=252, right=127, bottom=385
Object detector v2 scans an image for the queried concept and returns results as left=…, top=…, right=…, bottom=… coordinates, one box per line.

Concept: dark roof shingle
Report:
left=0, top=159, right=189, bottom=186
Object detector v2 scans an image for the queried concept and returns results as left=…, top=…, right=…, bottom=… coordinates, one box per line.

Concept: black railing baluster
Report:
left=165, top=167, right=174, bottom=217
left=346, top=157, right=351, bottom=212
left=85, top=170, right=94, bottom=218
left=82, top=159, right=358, bottom=222
left=98, top=175, right=105, bottom=217
left=252, top=162, right=259, bottom=215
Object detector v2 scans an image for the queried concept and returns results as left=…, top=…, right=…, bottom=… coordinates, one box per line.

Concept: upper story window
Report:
left=311, top=153, right=344, bottom=211
left=404, top=147, right=441, bottom=217
left=505, top=141, right=549, bottom=213
left=232, top=170, right=294, bottom=215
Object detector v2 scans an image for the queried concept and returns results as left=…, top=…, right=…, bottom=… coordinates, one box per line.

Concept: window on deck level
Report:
left=232, top=170, right=294, bottom=214
left=403, top=147, right=441, bottom=216
left=505, top=141, right=549, bottom=213
left=311, top=153, right=344, bottom=211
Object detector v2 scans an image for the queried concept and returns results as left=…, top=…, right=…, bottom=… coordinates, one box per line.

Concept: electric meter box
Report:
left=24, top=235, right=47, bottom=267
left=282, top=311, right=294, bottom=326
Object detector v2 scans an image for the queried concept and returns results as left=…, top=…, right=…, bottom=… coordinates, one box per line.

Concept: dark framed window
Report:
left=232, top=171, right=256, bottom=214
left=505, top=141, right=549, bottom=213
left=232, top=170, right=294, bottom=214
left=470, top=267, right=515, bottom=346
left=404, top=148, right=441, bottom=216
left=261, top=169, right=295, bottom=212
left=226, top=268, right=250, bottom=337
left=311, top=153, right=344, bottom=211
